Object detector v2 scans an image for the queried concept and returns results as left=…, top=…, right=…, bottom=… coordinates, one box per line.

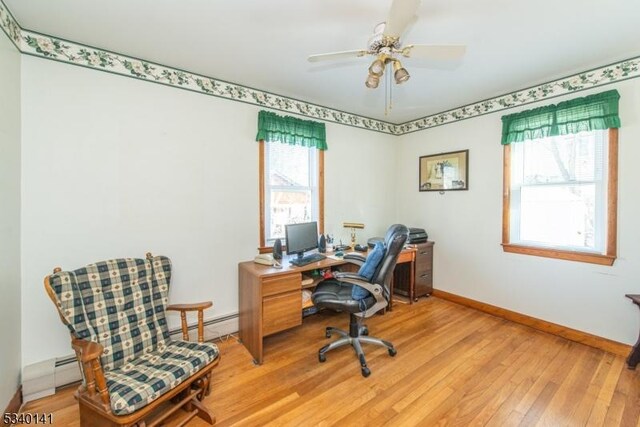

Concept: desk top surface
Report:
left=239, top=252, right=355, bottom=278
left=239, top=246, right=419, bottom=278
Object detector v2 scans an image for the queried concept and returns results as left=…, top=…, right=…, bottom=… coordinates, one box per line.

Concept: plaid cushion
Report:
left=106, top=340, right=219, bottom=415
left=48, top=256, right=172, bottom=371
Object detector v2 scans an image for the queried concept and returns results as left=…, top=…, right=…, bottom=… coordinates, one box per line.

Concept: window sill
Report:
left=501, top=243, right=615, bottom=266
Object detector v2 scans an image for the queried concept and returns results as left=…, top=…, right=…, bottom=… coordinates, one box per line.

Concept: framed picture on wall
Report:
left=419, top=149, right=469, bottom=192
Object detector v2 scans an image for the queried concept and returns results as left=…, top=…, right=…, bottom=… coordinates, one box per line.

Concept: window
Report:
left=255, top=110, right=327, bottom=250
left=259, top=141, right=324, bottom=249
left=502, top=128, right=618, bottom=265
left=500, top=90, right=620, bottom=265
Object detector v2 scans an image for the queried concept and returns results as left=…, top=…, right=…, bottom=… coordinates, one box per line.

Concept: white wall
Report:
left=0, top=34, right=21, bottom=407
left=397, top=80, right=640, bottom=345
left=20, top=56, right=397, bottom=367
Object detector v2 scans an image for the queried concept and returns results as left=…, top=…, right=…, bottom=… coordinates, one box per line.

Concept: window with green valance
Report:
left=501, top=89, right=621, bottom=145
left=256, top=110, right=328, bottom=150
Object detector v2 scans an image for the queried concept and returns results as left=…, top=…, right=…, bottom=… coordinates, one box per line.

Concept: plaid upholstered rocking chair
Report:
left=44, top=253, right=220, bottom=427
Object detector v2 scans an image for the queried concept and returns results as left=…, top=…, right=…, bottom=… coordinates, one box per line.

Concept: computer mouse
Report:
left=335, top=251, right=344, bottom=257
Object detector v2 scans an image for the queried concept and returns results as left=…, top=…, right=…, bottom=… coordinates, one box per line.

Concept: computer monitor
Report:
left=285, top=221, right=319, bottom=260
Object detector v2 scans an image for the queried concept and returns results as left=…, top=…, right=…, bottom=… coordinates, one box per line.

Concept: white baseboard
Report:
left=22, top=312, right=238, bottom=403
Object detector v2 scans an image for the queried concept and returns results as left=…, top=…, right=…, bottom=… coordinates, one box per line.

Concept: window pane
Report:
left=520, top=184, right=596, bottom=249
left=267, top=143, right=310, bottom=187
left=522, top=132, right=604, bottom=185
left=269, top=190, right=312, bottom=239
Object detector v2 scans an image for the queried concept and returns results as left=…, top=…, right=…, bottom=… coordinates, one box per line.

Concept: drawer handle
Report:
left=420, top=273, right=431, bottom=278
left=419, top=251, right=430, bottom=255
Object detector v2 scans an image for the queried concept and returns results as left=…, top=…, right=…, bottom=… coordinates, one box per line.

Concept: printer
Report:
left=407, top=227, right=428, bottom=244
left=367, top=227, right=428, bottom=248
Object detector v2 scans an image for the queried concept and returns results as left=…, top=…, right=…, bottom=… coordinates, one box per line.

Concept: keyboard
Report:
left=290, top=253, right=326, bottom=266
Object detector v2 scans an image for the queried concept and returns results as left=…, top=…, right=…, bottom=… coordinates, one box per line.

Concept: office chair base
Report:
left=319, top=315, right=396, bottom=377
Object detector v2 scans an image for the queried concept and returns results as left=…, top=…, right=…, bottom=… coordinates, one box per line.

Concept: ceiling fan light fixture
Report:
left=365, top=73, right=380, bottom=89
left=393, top=60, right=410, bottom=84
left=368, top=58, right=386, bottom=77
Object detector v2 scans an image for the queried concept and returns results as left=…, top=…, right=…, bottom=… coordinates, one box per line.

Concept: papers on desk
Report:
left=327, top=255, right=343, bottom=260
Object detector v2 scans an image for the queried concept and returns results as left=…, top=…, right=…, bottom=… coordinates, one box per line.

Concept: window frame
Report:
left=501, top=128, right=618, bottom=266
left=258, top=140, right=324, bottom=252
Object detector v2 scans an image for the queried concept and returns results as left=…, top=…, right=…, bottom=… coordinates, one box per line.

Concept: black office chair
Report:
left=311, top=224, right=409, bottom=377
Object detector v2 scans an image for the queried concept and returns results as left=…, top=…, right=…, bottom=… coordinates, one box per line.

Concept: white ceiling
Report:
left=6, top=0, right=640, bottom=123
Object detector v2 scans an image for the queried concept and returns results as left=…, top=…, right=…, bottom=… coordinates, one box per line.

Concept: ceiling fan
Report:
left=308, top=0, right=466, bottom=89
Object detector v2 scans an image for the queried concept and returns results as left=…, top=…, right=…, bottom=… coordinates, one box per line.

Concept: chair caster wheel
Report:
left=360, top=327, right=369, bottom=336
left=388, top=348, right=397, bottom=357
left=319, top=353, right=326, bottom=363
left=361, top=367, right=371, bottom=377
left=325, top=327, right=332, bottom=338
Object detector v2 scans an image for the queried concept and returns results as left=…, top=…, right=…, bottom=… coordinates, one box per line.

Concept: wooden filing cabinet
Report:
left=413, top=242, right=434, bottom=299
left=393, top=241, right=434, bottom=301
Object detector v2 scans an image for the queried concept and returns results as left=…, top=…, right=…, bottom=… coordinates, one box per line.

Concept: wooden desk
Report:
left=238, top=248, right=416, bottom=364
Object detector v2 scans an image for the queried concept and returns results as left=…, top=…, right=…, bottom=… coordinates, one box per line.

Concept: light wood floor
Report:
left=21, top=297, right=640, bottom=426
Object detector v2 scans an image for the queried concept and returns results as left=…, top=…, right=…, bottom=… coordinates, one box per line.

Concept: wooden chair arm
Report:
left=71, top=338, right=110, bottom=408
left=166, top=301, right=213, bottom=312
left=167, top=301, right=213, bottom=343
left=72, top=338, right=104, bottom=362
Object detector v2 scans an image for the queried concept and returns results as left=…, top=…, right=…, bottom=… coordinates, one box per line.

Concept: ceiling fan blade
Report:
left=383, top=0, right=421, bottom=38
left=307, top=50, right=369, bottom=62
left=401, top=44, right=467, bottom=60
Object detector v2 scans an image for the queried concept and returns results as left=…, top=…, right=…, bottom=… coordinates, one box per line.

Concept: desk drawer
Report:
left=263, top=291, right=302, bottom=336
left=262, top=274, right=300, bottom=297
left=415, top=270, right=433, bottom=297
left=415, top=246, right=433, bottom=270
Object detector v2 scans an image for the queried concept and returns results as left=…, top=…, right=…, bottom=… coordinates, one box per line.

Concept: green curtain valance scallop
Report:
left=501, top=89, right=621, bottom=145
left=256, top=110, right=327, bottom=150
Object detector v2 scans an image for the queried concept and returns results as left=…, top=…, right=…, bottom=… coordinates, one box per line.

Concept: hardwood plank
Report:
left=19, top=297, right=640, bottom=426
left=433, top=289, right=631, bottom=357
left=586, top=355, right=625, bottom=426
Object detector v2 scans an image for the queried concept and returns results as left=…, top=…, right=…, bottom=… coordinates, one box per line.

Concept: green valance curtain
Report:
left=256, top=110, right=328, bottom=150
left=501, top=89, right=621, bottom=145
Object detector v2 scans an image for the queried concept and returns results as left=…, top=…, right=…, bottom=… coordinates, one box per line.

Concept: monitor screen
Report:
left=285, top=221, right=319, bottom=256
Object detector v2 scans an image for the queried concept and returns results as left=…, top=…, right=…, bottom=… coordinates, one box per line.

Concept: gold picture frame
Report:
left=419, top=149, right=469, bottom=192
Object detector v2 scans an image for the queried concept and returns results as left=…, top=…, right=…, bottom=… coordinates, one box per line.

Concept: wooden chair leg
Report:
left=190, top=398, right=215, bottom=425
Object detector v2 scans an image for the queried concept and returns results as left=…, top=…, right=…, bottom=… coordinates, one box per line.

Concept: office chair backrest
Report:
left=371, top=224, right=409, bottom=291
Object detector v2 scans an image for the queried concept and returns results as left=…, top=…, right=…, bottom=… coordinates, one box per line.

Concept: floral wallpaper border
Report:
left=0, top=0, right=20, bottom=48
left=0, top=2, right=396, bottom=135
left=396, top=56, right=640, bottom=134
left=1, top=0, right=639, bottom=136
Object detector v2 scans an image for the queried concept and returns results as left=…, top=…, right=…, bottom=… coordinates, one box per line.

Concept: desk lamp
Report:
left=343, top=222, right=364, bottom=249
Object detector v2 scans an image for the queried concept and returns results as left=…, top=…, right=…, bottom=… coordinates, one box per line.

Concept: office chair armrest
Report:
left=342, top=253, right=366, bottom=266
left=334, top=274, right=388, bottom=316
left=333, top=272, right=367, bottom=281
left=167, top=301, right=213, bottom=343
left=334, top=274, right=383, bottom=297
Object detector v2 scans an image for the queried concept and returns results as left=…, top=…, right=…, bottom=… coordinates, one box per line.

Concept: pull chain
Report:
left=384, top=62, right=393, bottom=116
